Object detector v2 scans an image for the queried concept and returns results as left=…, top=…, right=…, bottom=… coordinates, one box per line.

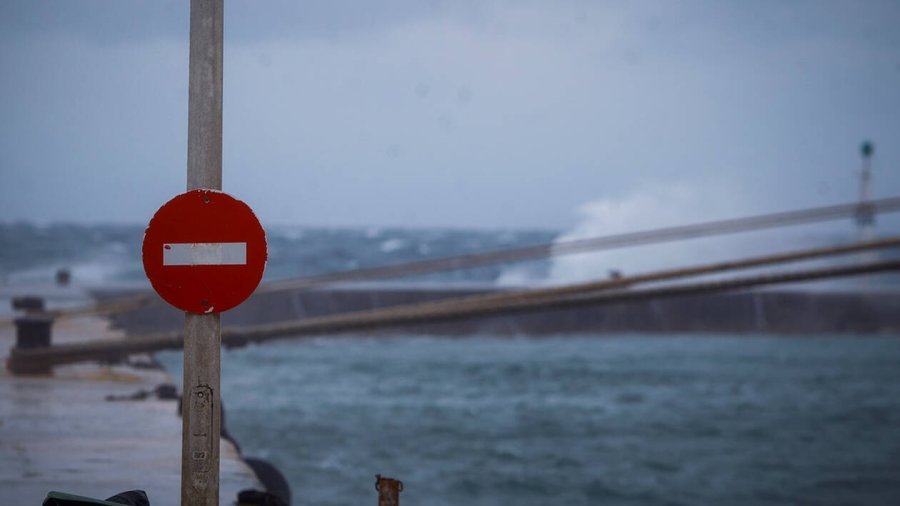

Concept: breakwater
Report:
left=97, top=284, right=900, bottom=337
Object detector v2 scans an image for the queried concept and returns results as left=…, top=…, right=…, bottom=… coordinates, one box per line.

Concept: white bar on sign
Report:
left=163, top=242, right=247, bottom=266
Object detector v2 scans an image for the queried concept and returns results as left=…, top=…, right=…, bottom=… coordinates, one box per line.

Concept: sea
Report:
left=3, top=222, right=900, bottom=505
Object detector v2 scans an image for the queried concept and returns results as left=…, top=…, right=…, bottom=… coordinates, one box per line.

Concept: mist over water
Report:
left=0, top=222, right=555, bottom=287
left=5, top=179, right=898, bottom=292
left=496, top=185, right=894, bottom=290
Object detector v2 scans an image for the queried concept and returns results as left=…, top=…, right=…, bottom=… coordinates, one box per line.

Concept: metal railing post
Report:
left=375, top=475, right=404, bottom=506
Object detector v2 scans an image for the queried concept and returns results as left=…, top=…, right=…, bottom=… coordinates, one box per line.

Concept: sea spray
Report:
left=525, top=184, right=859, bottom=287
left=0, top=222, right=555, bottom=287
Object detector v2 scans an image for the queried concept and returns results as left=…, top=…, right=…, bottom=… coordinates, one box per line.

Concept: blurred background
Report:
left=2, top=1, right=900, bottom=505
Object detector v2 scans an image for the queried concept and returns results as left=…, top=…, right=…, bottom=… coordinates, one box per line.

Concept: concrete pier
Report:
left=0, top=286, right=262, bottom=505
left=98, top=283, right=900, bottom=338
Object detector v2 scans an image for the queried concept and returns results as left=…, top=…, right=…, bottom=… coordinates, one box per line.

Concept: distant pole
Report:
left=182, top=1, right=223, bottom=506
left=857, top=141, right=875, bottom=242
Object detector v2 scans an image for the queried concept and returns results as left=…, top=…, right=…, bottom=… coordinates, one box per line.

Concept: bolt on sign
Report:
left=143, top=189, right=267, bottom=314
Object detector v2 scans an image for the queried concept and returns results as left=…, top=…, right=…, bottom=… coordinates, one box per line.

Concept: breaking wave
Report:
left=525, top=184, right=861, bottom=287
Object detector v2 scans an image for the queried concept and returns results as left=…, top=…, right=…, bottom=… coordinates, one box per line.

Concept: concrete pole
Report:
left=183, top=1, right=223, bottom=506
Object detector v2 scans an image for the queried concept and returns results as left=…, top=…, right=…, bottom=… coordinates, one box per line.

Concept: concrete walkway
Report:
left=0, top=285, right=261, bottom=505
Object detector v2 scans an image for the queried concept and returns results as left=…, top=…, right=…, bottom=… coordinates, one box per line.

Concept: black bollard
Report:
left=14, top=315, right=53, bottom=349
left=11, top=314, right=54, bottom=374
left=12, top=296, right=45, bottom=313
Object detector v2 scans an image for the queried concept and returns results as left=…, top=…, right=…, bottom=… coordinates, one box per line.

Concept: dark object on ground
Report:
left=244, top=457, right=291, bottom=506
left=105, top=490, right=149, bottom=506
left=237, top=489, right=287, bottom=506
left=43, top=490, right=148, bottom=506
left=12, top=296, right=45, bottom=313
left=154, top=383, right=178, bottom=399
left=14, top=315, right=53, bottom=349
left=10, top=314, right=54, bottom=375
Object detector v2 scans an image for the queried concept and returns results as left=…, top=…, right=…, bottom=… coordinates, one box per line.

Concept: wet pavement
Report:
left=0, top=285, right=261, bottom=505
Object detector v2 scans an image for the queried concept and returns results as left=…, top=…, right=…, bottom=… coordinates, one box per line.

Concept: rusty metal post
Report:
left=375, top=475, right=404, bottom=506
left=182, top=1, right=224, bottom=506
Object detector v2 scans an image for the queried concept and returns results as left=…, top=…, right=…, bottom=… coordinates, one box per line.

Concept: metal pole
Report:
left=857, top=141, right=875, bottom=242
left=375, top=475, right=404, bottom=506
left=183, top=1, right=223, bottom=506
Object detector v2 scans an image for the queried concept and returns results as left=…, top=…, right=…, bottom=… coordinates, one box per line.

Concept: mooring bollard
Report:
left=11, top=296, right=45, bottom=314
left=14, top=314, right=53, bottom=349
left=9, top=314, right=54, bottom=375
left=55, top=268, right=71, bottom=286
left=375, top=475, right=403, bottom=506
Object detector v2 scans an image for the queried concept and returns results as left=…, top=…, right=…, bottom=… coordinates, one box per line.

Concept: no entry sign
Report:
left=142, top=189, right=267, bottom=314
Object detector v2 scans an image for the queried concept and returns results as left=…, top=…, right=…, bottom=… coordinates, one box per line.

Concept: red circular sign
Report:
left=142, top=189, right=267, bottom=314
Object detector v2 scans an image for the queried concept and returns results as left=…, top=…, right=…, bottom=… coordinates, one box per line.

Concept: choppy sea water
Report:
left=159, top=334, right=900, bottom=506
left=0, top=223, right=554, bottom=286
left=5, top=223, right=900, bottom=504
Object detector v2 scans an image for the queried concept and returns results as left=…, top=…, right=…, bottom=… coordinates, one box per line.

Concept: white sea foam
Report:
left=380, top=238, right=408, bottom=253
left=6, top=257, right=130, bottom=286
left=496, top=265, right=544, bottom=287
left=510, top=183, right=857, bottom=287
left=272, top=226, right=306, bottom=241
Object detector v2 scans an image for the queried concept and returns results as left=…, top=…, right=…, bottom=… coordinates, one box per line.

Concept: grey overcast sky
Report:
left=1, top=0, right=899, bottom=229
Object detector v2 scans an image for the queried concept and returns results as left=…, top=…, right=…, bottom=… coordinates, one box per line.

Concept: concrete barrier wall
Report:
left=95, top=285, right=900, bottom=337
